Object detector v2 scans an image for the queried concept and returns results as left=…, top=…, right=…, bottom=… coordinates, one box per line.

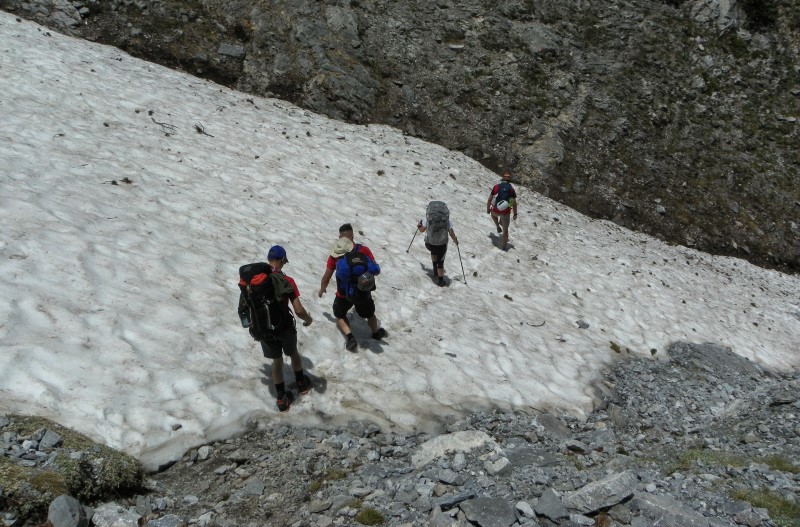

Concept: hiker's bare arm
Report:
left=319, top=268, right=334, bottom=297
left=449, top=229, right=458, bottom=245
left=292, top=297, right=313, bottom=326
left=486, top=193, right=494, bottom=212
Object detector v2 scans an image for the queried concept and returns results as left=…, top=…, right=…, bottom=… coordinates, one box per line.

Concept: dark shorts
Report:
left=259, top=325, right=298, bottom=359
left=333, top=293, right=375, bottom=320
left=425, top=241, right=448, bottom=261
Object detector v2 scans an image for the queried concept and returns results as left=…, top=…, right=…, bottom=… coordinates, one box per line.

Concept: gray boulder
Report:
left=48, top=495, right=88, bottom=527
left=562, top=470, right=638, bottom=514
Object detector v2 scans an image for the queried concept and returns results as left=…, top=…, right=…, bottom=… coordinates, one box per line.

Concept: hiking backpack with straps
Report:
left=238, top=262, right=292, bottom=341
left=495, top=181, right=513, bottom=205
left=425, top=201, right=450, bottom=245
left=335, top=245, right=379, bottom=302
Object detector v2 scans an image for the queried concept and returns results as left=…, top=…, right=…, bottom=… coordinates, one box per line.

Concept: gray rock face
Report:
left=460, top=497, right=518, bottom=527
left=39, top=428, right=63, bottom=449
left=629, top=492, right=714, bottom=527
left=535, top=488, right=569, bottom=521
left=562, top=470, right=639, bottom=514
left=217, top=43, right=246, bottom=60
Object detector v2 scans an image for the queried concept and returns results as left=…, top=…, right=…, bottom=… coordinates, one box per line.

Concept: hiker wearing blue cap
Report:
left=263, top=245, right=313, bottom=412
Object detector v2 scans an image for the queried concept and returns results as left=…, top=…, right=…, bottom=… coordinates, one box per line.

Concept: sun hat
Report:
left=267, top=245, right=288, bottom=263
left=330, top=237, right=354, bottom=258
left=496, top=200, right=510, bottom=211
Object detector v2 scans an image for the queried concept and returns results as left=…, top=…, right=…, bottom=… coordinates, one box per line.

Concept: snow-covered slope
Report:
left=1, top=13, right=798, bottom=470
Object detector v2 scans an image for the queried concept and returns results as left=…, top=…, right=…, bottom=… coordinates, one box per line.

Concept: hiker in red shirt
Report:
left=486, top=170, right=518, bottom=251
left=264, top=245, right=312, bottom=412
left=318, top=223, right=387, bottom=351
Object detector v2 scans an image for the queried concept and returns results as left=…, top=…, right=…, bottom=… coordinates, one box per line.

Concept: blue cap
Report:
left=267, top=245, right=288, bottom=263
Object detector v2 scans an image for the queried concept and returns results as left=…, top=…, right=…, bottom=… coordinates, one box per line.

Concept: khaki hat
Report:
left=330, top=237, right=354, bottom=257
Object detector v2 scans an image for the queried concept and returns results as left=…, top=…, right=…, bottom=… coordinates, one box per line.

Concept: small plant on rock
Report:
left=355, top=507, right=385, bottom=526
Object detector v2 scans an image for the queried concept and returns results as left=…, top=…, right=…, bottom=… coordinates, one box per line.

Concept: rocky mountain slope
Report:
left=4, top=343, right=799, bottom=526
left=2, top=0, right=798, bottom=272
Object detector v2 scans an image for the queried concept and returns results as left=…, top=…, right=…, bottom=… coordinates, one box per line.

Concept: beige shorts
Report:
left=492, top=212, right=511, bottom=229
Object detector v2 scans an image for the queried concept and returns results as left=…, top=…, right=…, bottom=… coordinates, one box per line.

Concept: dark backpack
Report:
left=335, top=246, right=379, bottom=301
left=425, top=201, right=450, bottom=246
left=238, top=262, right=292, bottom=341
left=495, top=181, right=513, bottom=204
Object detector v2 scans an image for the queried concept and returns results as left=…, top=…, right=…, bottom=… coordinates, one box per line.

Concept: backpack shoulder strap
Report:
left=269, top=273, right=294, bottom=299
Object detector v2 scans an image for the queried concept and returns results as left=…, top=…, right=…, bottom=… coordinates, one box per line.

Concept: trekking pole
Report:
left=456, top=243, right=467, bottom=285
left=406, top=227, right=419, bottom=253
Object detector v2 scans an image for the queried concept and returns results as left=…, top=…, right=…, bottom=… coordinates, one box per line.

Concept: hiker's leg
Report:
left=500, top=214, right=511, bottom=249
left=431, top=254, right=442, bottom=277
left=438, top=245, right=448, bottom=277
left=367, top=315, right=379, bottom=332
left=491, top=212, right=503, bottom=234
left=287, top=352, right=303, bottom=374
left=271, top=356, right=285, bottom=385
left=355, top=295, right=378, bottom=331
left=281, top=328, right=302, bottom=373
left=260, top=339, right=284, bottom=384
left=336, top=317, right=351, bottom=335
left=333, top=297, right=353, bottom=335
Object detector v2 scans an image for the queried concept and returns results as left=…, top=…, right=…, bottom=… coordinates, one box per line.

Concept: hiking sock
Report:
left=275, top=382, right=286, bottom=397
left=293, top=370, right=305, bottom=383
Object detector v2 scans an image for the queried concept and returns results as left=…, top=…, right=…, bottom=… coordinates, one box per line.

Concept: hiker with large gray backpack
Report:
left=416, top=201, right=459, bottom=287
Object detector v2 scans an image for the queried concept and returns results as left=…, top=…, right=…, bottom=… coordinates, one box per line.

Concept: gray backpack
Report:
left=425, top=201, right=450, bottom=245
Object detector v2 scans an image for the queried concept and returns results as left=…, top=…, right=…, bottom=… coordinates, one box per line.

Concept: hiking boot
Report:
left=496, top=225, right=502, bottom=233
left=276, top=391, right=294, bottom=412
left=437, top=277, right=446, bottom=287
left=346, top=334, right=358, bottom=351
left=296, top=375, right=312, bottom=395
left=372, top=328, right=388, bottom=340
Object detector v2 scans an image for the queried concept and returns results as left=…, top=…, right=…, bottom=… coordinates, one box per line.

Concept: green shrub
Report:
left=1, top=415, right=145, bottom=524
left=761, top=455, right=799, bottom=474
left=666, top=448, right=748, bottom=473
left=732, top=489, right=800, bottom=527
left=308, top=468, right=348, bottom=492
left=355, top=507, right=385, bottom=525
